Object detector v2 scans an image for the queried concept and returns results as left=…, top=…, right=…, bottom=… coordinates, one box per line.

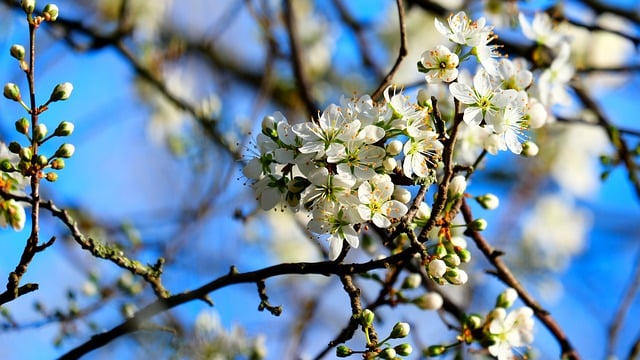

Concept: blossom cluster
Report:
left=244, top=10, right=569, bottom=266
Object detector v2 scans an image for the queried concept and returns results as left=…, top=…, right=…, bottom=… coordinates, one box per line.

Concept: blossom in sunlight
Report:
left=293, top=104, right=359, bottom=157
left=402, top=129, right=443, bottom=178
left=308, top=201, right=362, bottom=260
left=535, top=42, right=575, bottom=108
left=488, top=307, right=535, bottom=360
left=420, top=45, right=459, bottom=82
left=435, top=11, right=484, bottom=47
left=519, top=12, right=564, bottom=48
left=302, top=167, right=356, bottom=210
left=449, top=69, right=515, bottom=127
left=357, top=174, right=408, bottom=228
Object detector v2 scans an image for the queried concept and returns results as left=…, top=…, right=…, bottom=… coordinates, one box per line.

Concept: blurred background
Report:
left=0, top=0, right=639, bottom=359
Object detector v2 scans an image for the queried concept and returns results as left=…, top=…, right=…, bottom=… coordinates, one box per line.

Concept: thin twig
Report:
left=371, top=0, right=408, bottom=100
left=607, top=247, right=640, bottom=356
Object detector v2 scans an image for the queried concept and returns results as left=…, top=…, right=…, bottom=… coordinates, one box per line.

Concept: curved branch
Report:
left=371, top=0, right=408, bottom=100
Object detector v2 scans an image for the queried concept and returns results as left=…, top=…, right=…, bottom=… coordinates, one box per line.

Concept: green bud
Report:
left=425, top=345, right=446, bottom=357
left=444, top=268, right=468, bottom=285
left=20, top=0, right=35, bottom=14
left=336, top=345, right=352, bottom=358
left=54, top=143, right=75, bottom=158
left=433, top=243, right=447, bottom=259
left=360, top=309, right=374, bottom=327
left=495, top=288, right=518, bottom=308
left=464, top=314, right=483, bottom=330
left=442, top=254, right=460, bottom=267
left=15, top=117, right=29, bottom=135
left=475, top=193, right=499, bottom=210
left=10, top=44, right=25, bottom=61
left=0, top=159, right=15, bottom=172
left=8, top=142, right=21, bottom=154
left=45, top=172, right=58, bottom=182
left=389, top=322, right=410, bottom=339
left=34, top=123, right=48, bottom=142
left=413, top=292, right=443, bottom=311
left=48, top=82, right=73, bottom=102
left=469, top=218, right=487, bottom=231
left=50, top=158, right=65, bottom=170
left=521, top=140, right=539, bottom=157
left=36, top=154, right=48, bottom=166
left=394, top=343, right=413, bottom=356
left=401, top=273, right=422, bottom=289
left=43, top=3, right=59, bottom=21
left=379, top=347, right=396, bottom=360
left=3, top=83, right=21, bottom=102
left=455, top=248, right=471, bottom=263
left=19, top=146, right=32, bottom=161
left=54, top=121, right=74, bottom=136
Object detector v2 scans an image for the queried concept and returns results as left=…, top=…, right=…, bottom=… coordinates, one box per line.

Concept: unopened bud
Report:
left=393, top=186, right=411, bottom=204
left=386, top=140, right=403, bottom=156
left=469, top=218, right=487, bottom=231
left=456, top=248, right=471, bottom=263
left=34, top=123, right=47, bottom=142
left=442, top=254, right=460, bottom=267
left=19, top=147, right=32, bottom=161
left=45, top=172, right=58, bottom=182
left=496, top=288, right=518, bottom=308
left=50, top=158, right=65, bottom=170
left=476, top=193, right=499, bottom=210
left=448, top=175, right=467, bottom=199
left=464, top=314, right=483, bottom=330
left=8, top=142, right=21, bottom=154
left=379, top=347, right=397, bottom=360
left=0, top=159, right=14, bottom=172
left=10, top=44, right=25, bottom=61
left=336, top=345, right=352, bottom=357
left=43, top=3, right=59, bottom=21
left=395, top=343, right=413, bottom=356
left=48, top=82, right=73, bottom=102
left=425, top=345, right=446, bottom=356
left=36, top=154, right=48, bottom=166
left=416, top=202, right=430, bottom=219
left=20, top=0, right=35, bottom=14
left=54, top=143, right=75, bottom=158
left=15, top=117, right=29, bottom=135
left=54, top=121, right=74, bottom=136
left=360, top=309, right=374, bottom=327
left=427, top=259, right=447, bottom=278
left=3, top=83, right=21, bottom=102
left=414, top=292, right=443, bottom=310
left=521, top=140, right=539, bottom=157
left=382, top=157, right=397, bottom=172
left=444, top=268, right=468, bottom=285
left=401, top=273, right=422, bottom=289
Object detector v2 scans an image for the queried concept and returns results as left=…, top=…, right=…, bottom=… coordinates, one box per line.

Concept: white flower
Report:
left=435, top=11, right=485, bottom=46
left=308, top=201, right=361, bottom=260
left=519, top=12, right=564, bottom=48
left=497, top=58, right=533, bottom=91
left=357, top=175, right=408, bottom=228
left=326, top=126, right=386, bottom=181
left=293, top=104, right=359, bottom=156
left=449, top=69, right=515, bottom=127
left=302, top=167, right=356, bottom=210
left=488, top=307, right=535, bottom=360
left=252, top=175, right=287, bottom=211
left=420, top=45, right=459, bottom=82
left=491, top=102, right=527, bottom=154
left=402, top=130, right=443, bottom=178
left=536, top=42, right=574, bottom=108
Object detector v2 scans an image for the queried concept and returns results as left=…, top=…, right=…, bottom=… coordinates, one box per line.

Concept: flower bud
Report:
left=48, top=82, right=73, bottom=102
left=522, top=141, right=539, bottom=157
left=496, top=288, right=518, bottom=308
left=21, top=0, right=35, bottom=14
left=15, top=117, right=29, bottom=135
left=448, top=175, right=467, bottom=199
left=476, top=193, right=499, bottom=210
left=50, top=158, right=65, bottom=170
left=19, top=146, right=32, bottom=161
left=455, top=248, right=471, bottom=263
left=0, top=159, right=15, bottom=172
left=433, top=243, right=447, bottom=259
left=34, top=123, right=47, bottom=142
left=425, top=345, right=446, bottom=356
left=54, top=121, right=74, bottom=136
left=10, top=44, right=25, bottom=61
left=379, top=347, right=396, bottom=360
left=360, top=309, right=374, bottom=327
left=416, top=202, right=430, bottom=220
left=401, top=273, right=422, bottom=289
left=414, top=292, right=443, bottom=310
left=386, top=140, right=403, bottom=156
left=3, top=83, right=21, bottom=102
left=382, top=157, right=397, bottom=172
left=450, top=236, right=467, bottom=249
left=464, top=313, right=483, bottom=330
left=6, top=199, right=26, bottom=231
left=393, top=186, right=411, bottom=204
left=443, top=254, right=460, bottom=267
left=444, top=268, right=468, bottom=285
left=417, top=89, right=431, bottom=107
left=45, top=172, right=58, bottom=182
left=394, top=343, right=413, bottom=356
left=8, top=142, right=21, bottom=154
left=43, top=3, right=59, bottom=21
left=469, top=218, right=487, bottom=231
left=336, top=345, right=352, bottom=357
left=428, top=259, right=447, bottom=278
left=54, top=143, right=75, bottom=158
left=36, top=154, right=48, bottom=166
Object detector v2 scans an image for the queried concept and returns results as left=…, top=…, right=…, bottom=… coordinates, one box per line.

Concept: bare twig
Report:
left=608, top=247, right=640, bottom=356
left=371, top=0, right=408, bottom=100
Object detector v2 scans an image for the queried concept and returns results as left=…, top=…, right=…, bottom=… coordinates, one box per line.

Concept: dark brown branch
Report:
left=460, top=199, right=580, bottom=360
left=371, top=0, right=408, bottom=100
left=58, top=251, right=415, bottom=359
left=607, top=247, right=640, bottom=355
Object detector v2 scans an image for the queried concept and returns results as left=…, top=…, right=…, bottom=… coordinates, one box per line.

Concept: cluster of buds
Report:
left=337, top=310, right=413, bottom=359
left=21, top=1, right=59, bottom=23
